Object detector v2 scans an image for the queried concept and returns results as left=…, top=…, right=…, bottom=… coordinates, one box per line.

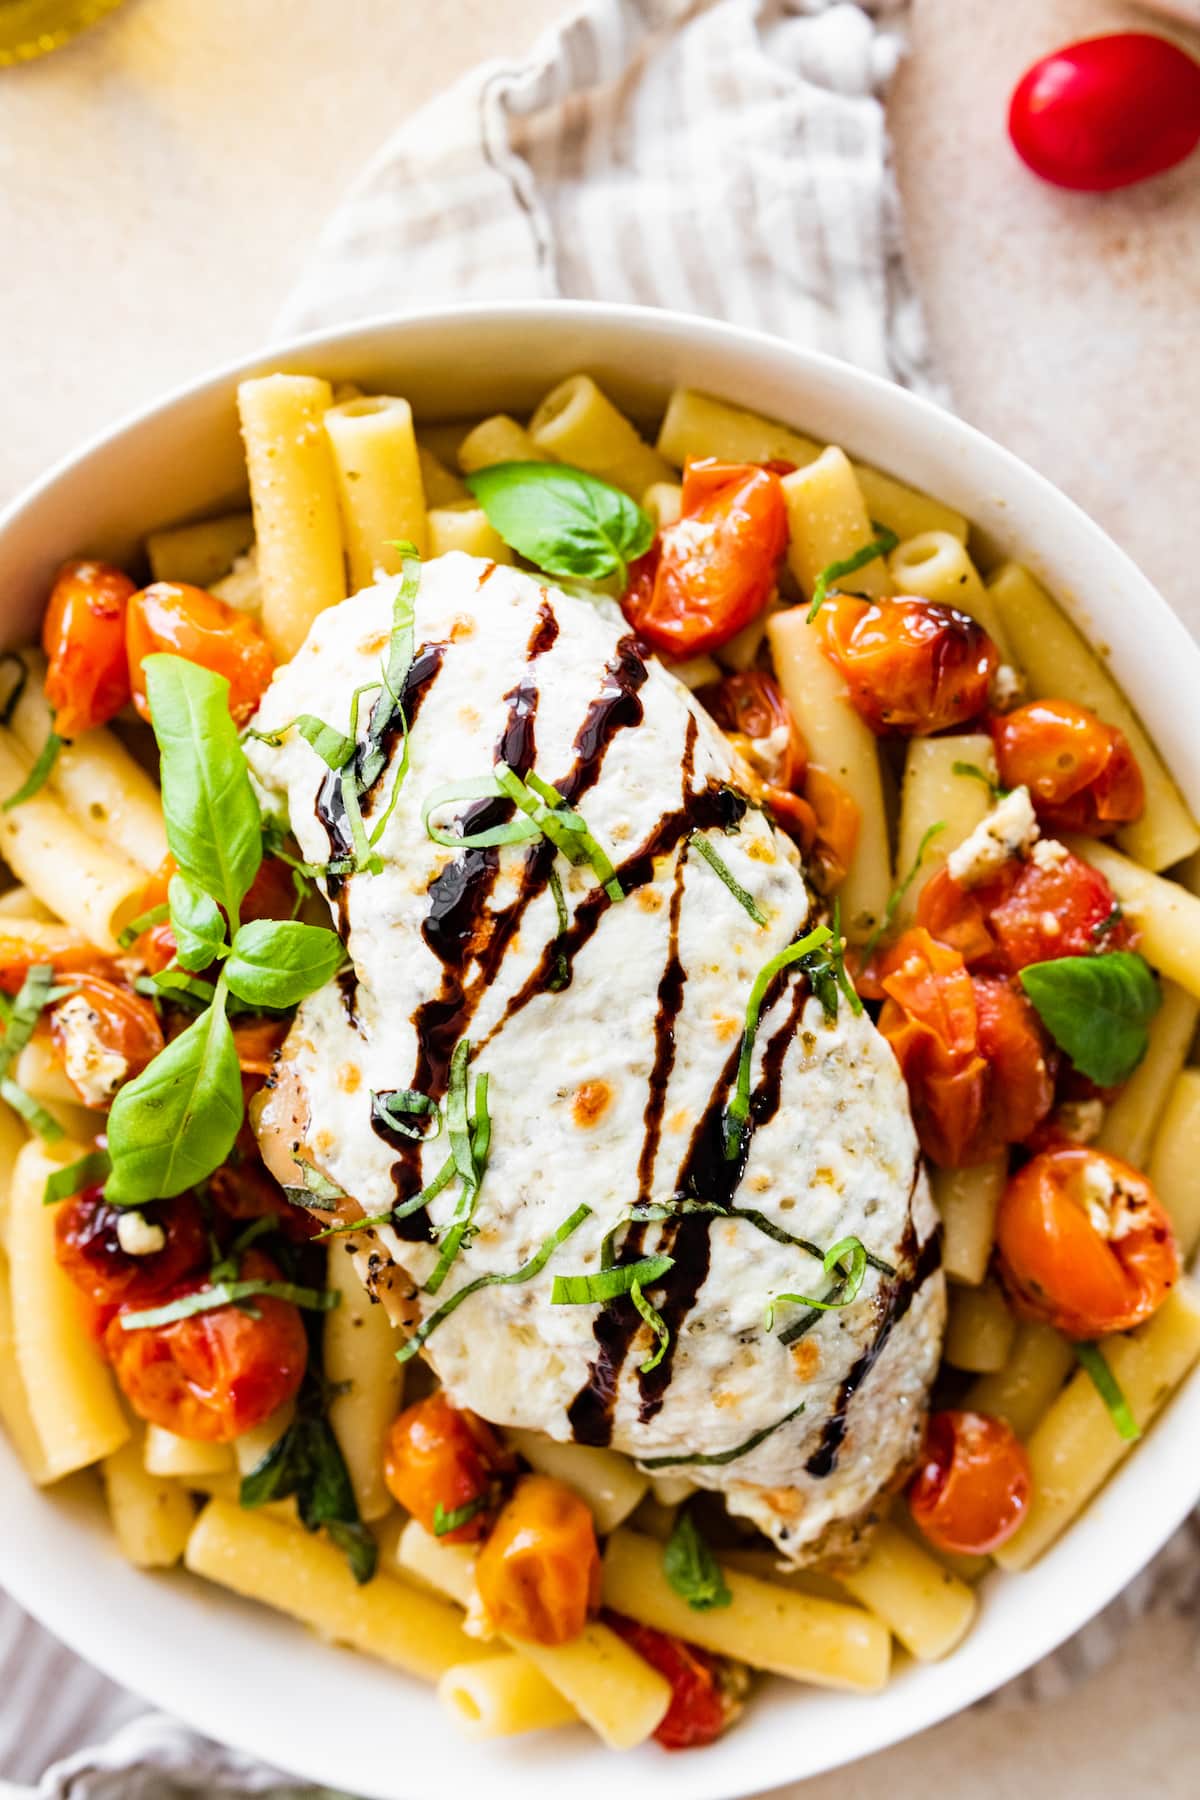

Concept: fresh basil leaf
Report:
left=1019, top=951, right=1161, bottom=1087
left=465, top=462, right=654, bottom=586
left=104, top=979, right=243, bottom=1203
left=144, top=654, right=262, bottom=923
left=168, top=874, right=228, bottom=972
left=224, top=919, right=345, bottom=1010
left=240, top=1391, right=377, bottom=1584
left=663, top=1507, right=732, bottom=1611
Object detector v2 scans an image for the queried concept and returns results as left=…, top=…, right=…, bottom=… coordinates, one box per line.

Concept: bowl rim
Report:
left=2, top=298, right=1198, bottom=1800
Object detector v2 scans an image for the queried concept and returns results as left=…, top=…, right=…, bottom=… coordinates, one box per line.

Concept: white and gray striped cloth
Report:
left=5, top=0, right=1196, bottom=1793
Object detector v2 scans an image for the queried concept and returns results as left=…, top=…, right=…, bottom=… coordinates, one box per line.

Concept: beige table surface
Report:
left=1, top=1, right=1198, bottom=1795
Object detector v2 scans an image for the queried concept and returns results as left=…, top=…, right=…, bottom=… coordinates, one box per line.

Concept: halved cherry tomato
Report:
left=990, top=700, right=1144, bottom=836
left=916, top=848, right=1130, bottom=976
left=995, top=1146, right=1178, bottom=1339
left=803, top=764, right=860, bottom=895
left=55, top=1188, right=207, bottom=1313
left=232, top=1016, right=289, bottom=1077
left=1009, top=33, right=1200, bottom=193
left=622, top=460, right=788, bottom=657
left=42, top=560, right=135, bottom=738
left=606, top=1614, right=741, bottom=1750
left=818, top=596, right=997, bottom=736
left=700, top=671, right=808, bottom=792
left=908, top=1410, right=1031, bottom=1556
left=383, top=1391, right=505, bottom=1543
left=105, top=1249, right=308, bottom=1442
left=878, top=928, right=1054, bottom=1166
left=475, top=1473, right=601, bottom=1645
left=0, top=934, right=117, bottom=997
left=126, top=582, right=274, bottom=726
left=48, top=975, right=164, bottom=1107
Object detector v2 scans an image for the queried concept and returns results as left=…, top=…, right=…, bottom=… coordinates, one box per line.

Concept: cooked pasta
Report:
left=324, top=395, right=429, bottom=581
left=530, top=376, right=672, bottom=497
left=438, top=1652, right=578, bottom=1738
left=145, top=510, right=256, bottom=588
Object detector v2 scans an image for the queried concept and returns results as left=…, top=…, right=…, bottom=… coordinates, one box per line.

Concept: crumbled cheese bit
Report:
left=55, top=994, right=129, bottom=1107
left=1081, top=1157, right=1146, bottom=1241
left=989, top=662, right=1024, bottom=711
left=1031, top=837, right=1070, bottom=871
left=1056, top=1098, right=1104, bottom=1145
left=946, top=785, right=1039, bottom=889
left=115, top=1210, right=166, bottom=1257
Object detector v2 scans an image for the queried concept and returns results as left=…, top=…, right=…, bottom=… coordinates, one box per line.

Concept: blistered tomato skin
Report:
left=54, top=1188, right=207, bottom=1313
left=42, top=559, right=135, bottom=739
left=990, top=700, right=1144, bottom=836
left=818, top=597, right=997, bottom=736
left=475, top=1473, right=602, bottom=1646
left=607, top=1614, right=738, bottom=1749
left=126, top=582, right=274, bottom=725
left=909, top=1410, right=1031, bottom=1556
left=382, top=1391, right=503, bottom=1543
left=1009, top=33, right=1200, bottom=192
left=995, top=1146, right=1179, bottom=1340
left=48, top=975, right=164, bottom=1105
left=622, top=460, right=789, bottom=657
left=105, top=1250, right=308, bottom=1442
left=916, top=850, right=1130, bottom=976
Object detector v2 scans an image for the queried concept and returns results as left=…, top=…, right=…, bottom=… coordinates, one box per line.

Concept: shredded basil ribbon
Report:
left=1, top=1077, right=63, bottom=1143
left=630, top=1280, right=671, bottom=1373
left=283, top=1155, right=349, bottom=1212
left=1076, top=1340, right=1140, bottom=1442
left=0, top=964, right=65, bottom=1142
left=0, top=654, right=28, bottom=727
left=433, top=1495, right=487, bottom=1537
left=423, top=1040, right=491, bottom=1296
left=860, top=822, right=946, bottom=964
left=764, top=1236, right=868, bottom=1331
left=688, top=833, right=766, bottom=927
left=423, top=765, right=625, bottom=901
left=370, top=1089, right=441, bottom=1142
left=546, top=863, right=571, bottom=991
left=951, top=761, right=1008, bottom=803
left=551, top=1254, right=674, bottom=1306
left=639, top=1399, right=807, bottom=1470
left=2, top=731, right=63, bottom=812
left=117, top=902, right=170, bottom=950
left=42, top=1147, right=113, bottom=1206
left=315, top=1154, right=459, bottom=1240
left=120, top=1277, right=339, bottom=1332
left=723, top=924, right=832, bottom=1160
left=395, top=1203, right=592, bottom=1365
left=805, top=525, right=899, bottom=623
left=800, top=899, right=862, bottom=1023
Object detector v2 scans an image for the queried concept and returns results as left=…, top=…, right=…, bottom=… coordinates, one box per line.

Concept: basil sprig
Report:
left=464, top=461, right=654, bottom=587
left=1019, top=950, right=1161, bottom=1088
left=104, top=656, right=344, bottom=1205
left=663, top=1507, right=732, bottom=1612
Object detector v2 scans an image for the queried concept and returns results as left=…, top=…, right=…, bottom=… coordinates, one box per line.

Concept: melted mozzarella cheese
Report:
left=247, top=554, right=944, bottom=1561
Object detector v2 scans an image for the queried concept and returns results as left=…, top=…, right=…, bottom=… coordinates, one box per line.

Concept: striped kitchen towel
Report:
left=7, top=0, right=1193, bottom=1793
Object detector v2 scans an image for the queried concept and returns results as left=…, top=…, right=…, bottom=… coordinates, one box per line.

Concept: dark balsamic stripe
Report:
left=636, top=841, right=688, bottom=1206
left=804, top=1181, right=941, bottom=1479
left=529, top=598, right=560, bottom=658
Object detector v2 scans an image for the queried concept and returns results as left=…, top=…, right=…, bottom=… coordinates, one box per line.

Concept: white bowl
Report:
left=1, top=303, right=1197, bottom=1800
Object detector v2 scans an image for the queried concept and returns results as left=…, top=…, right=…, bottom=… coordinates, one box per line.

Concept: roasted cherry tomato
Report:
left=126, top=582, right=274, bottom=726
left=42, top=559, right=135, bottom=739
left=878, top=928, right=1054, bottom=1166
left=989, top=700, right=1143, bottom=836
left=700, top=670, right=808, bottom=792
left=475, top=1473, right=601, bottom=1645
left=48, top=975, right=163, bottom=1108
left=916, top=848, right=1130, bottom=976
left=607, top=1614, right=742, bottom=1750
left=802, top=765, right=860, bottom=895
left=818, top=596, right=997, bottom=736
left=1009, top=33, right=1200, bottom=193
left=622, top=460, right=788, bottom=657
left=995, top=1146, right=1178, bottom=1339
left=105, top=1250, right=308, bottom=1442
left=908, top=1410, right=1032, bottom=1556
left=383, top=1391, right=504, bottom=1543
left=55, top=1188, right=207, bottom=1313
left=0, top=933, right=117, bottom=997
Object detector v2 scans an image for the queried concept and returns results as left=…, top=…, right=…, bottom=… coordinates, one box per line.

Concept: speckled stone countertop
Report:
left=0, top=2, right=1197, bottom=1796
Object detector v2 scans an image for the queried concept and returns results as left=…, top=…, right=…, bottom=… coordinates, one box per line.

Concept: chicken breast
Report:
left=246, top=553, right=944, bottom=1562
